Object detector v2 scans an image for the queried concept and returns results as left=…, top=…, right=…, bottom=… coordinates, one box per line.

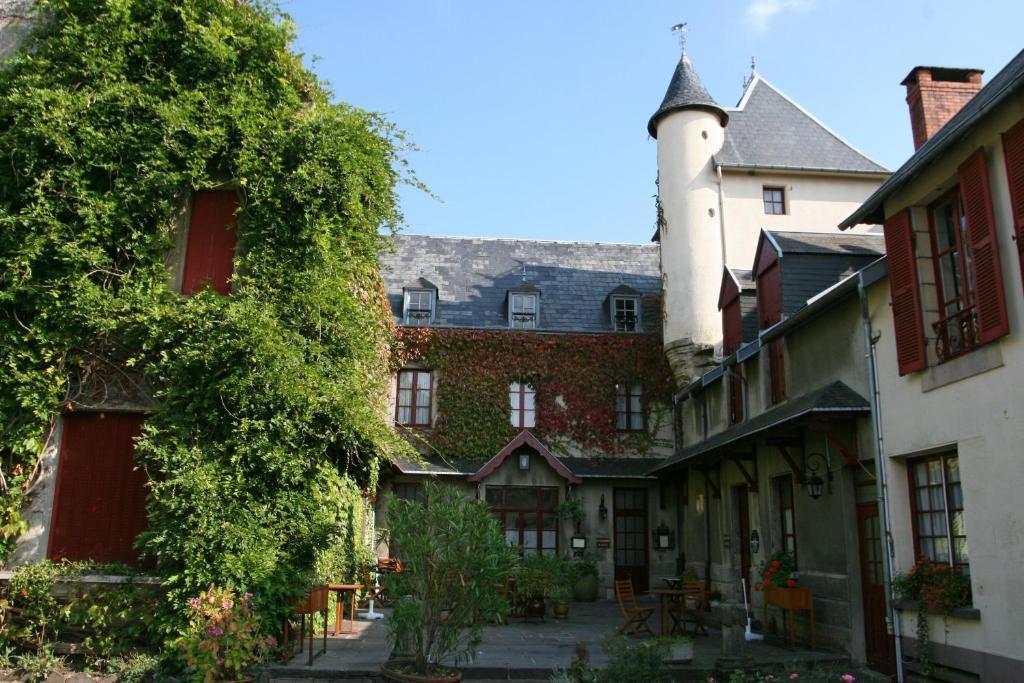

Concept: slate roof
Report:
left=390, top=453, right=662, bottom=480
left=650, top=381, right=870, bottom=474
left=648, top=53, right=729, bottom=137
left=380, top=235, right=661, bottom=333
left=717, top=76, right=888, bottom=175
left=842, top=48, right=1024, bottom=228
left=765, top=231, right=885, bottom=316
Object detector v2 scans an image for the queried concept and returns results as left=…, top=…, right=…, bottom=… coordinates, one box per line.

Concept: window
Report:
left=776, top=474, right=797, bottom=557
left=181, top=190, right=239, bottom=295
left=615, top=383, right=643, bottom=431
left=763, top=186, right=786, bottom=215
left=396, top=370, right=432, bottom=427
left=612, top=296, right=640, bottom=332
left=392, top=482, right=425, bottom=505
left=909, top=452, right=968, bottom=572
left=403, top=289, right=434, bottom=325
left=728, top=368, right=744, bottom=425
left=486, top=486, right=559, bottom=556
left=510, top=382, right=536, bottom=429
left=885, top=148, right=1009, bottom=374
left=509, top=293, right=538, bottom=329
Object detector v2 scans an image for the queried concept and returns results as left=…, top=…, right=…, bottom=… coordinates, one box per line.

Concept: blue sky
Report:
left=284, top=1, right=1023, bottom=244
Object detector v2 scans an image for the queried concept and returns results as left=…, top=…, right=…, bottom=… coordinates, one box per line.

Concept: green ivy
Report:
left=394, top=328, right=675, bottom=460
left=0, top=0, right=414, bottom=639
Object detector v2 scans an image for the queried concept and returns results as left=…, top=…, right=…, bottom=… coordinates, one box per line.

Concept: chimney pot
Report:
left=902, top=66, right=984, bottom=150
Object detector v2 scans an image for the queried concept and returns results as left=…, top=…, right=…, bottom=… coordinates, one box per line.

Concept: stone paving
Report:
left=265, top=598, right=851, bottom=681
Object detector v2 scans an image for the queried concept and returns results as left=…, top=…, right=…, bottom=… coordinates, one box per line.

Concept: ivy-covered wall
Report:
left=0, top=0, right=412, bottom=631
left=392, top=327, right=676, bottom=460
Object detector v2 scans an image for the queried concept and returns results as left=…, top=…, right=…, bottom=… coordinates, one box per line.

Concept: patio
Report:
left=264, top=598, right=855, bottom=682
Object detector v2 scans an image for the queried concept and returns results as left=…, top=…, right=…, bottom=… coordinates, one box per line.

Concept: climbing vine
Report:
left=0, top=0, right=413, bottom=635
left=393, top=328, right=675, bottom=460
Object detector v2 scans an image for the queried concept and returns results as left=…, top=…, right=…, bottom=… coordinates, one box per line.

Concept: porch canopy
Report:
left=648, top=381, right=870, bottom=478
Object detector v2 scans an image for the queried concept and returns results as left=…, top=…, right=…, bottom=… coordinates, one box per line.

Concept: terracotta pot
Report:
left=381, top=659, right=463, bottom=683
left=553, top=600, right=570, bottom=619
left=572, top=573, right=598, bottom=602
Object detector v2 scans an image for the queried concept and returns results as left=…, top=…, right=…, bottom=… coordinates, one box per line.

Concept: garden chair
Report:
left=614, top=579, right=654, bottom=637
left=681, top=580, right=709, bottom=636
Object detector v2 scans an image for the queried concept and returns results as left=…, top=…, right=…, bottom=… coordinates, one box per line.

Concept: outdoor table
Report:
left=763, top=586, right=816, bottom=648
left=648, top=588, right=686, bottom=635
left=327, top=583, right=360, bottom=635
left=660, top=576, right=682, bottom=589
left=284, top=585, right=329, bottom=666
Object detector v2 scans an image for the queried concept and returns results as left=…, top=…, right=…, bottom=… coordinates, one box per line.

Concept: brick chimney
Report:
left=902, top=66, right=984, bottom=150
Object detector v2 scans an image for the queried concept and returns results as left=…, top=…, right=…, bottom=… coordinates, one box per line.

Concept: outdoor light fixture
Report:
left=598, top=494, right=608, bottom=520
left=652, top=524, right=674, bottom=551
left=571, top=535, right=587, bottom=550
left=518, top=452, right=530, bottom=471
left=805, top=452, right=833, bottom=499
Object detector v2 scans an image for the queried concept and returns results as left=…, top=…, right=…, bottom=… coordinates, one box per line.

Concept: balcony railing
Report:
left=932, top=305, right=979, bottom=362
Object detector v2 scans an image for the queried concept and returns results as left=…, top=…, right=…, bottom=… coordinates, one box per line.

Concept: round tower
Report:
left=648, top=51, right=728, bottom=382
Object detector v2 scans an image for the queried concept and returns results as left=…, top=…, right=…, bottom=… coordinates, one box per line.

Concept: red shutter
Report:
left=769, top=340, right=786, bottom=404
left=884, top=209, right=927, bottom=375
left=722, top=298, right=742, bottom=355
left=1002, top=118, right=1024, bottom=296
left=959, top=148, right=1009, bottom=343
left=48, top=413, right=148, bottom=564
left=182, top=190, right=239, bottom=295
left=757, top=262, right=782, bottom=329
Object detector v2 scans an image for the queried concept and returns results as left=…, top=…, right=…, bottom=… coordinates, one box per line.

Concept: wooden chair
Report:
left=681, top=580, right=709, bottom=636
left=614, top=579, right=654, bottom=637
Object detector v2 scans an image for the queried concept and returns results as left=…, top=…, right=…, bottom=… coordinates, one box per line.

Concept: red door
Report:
left=613, top=488, right=649, bottom=592
left=855, top=469, right=896, bottom=674
left=48, top=412, right=148, bottom=564
left=181, top=190, right=238, bottom=295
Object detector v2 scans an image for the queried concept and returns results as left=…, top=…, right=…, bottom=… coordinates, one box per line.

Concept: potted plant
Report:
left=176, top=586, right=275, bottom=683
left=550, top=556, right=575, bottom=619
left=570, top=551, right=599, bottom=602
left=515, top=553, right=556, bottom=620
left=653, top=635, right=693, bottom=663
left=754, top=552, right=798, bottom=593
left=555, top=497, right=585, bottom=533
left=383, top=481, right=517, bottom=682
left=708, top=589, right=723, bottom=608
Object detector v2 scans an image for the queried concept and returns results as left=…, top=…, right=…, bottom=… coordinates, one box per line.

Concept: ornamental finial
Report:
left=671, top=23, right=688, bottom=55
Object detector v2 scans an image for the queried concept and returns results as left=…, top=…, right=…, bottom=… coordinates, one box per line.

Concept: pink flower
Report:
left=188, top=597, right=200, bottom=608
left=789, top=675, right=800, bottom=680
left=208, top=626, right=223, bottom=637
left=266, top=636, right=278, bottom=646
left=221, top=599, right=234, bottom=610
left=244, top=592, right=253, bottom=599
left=840, top=676, right=856, bottom=683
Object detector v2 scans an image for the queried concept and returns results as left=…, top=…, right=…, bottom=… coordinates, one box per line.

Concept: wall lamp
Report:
left=598, top=494, right=608, bottom=520
left=805, top=452, right=834, bottom=500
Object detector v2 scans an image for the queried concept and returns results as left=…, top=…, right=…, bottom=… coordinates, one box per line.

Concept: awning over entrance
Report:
left=649, top=381, right=869, bottom=475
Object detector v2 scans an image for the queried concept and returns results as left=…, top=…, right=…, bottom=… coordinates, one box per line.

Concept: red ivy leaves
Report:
left=391, top=328, right=675, bottom=460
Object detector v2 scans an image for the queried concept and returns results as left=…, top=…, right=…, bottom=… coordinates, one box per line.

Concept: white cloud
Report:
left=746, top=0, right=817, bottom=32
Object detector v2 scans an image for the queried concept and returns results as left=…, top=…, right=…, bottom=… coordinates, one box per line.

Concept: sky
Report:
left=283, top=1, right=1024, bottom=245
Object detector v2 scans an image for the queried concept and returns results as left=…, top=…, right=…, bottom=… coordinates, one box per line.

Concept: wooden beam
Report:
left=826, top=429, right=861, bottom=466
left=729, top=455, right=758, bottom=492
left=699, top=465, right=721, bottom=499
left=776, top=445, right=805, bottom=484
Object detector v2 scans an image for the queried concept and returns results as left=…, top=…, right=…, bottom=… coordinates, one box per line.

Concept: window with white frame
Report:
left=909, top=452, right=968, bottom=572
left=510, top=381, right=536, bottom=429
left=615, top=383, right=643, bottom=431
left=509, top=293, right=538, bottom=329
left=612, top=296, right=640, bottom=332
left=403, top=289, right=434, bottom=325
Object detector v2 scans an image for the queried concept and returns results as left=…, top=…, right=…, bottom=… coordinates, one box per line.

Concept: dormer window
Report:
left=509, top=292, right=538, bottom=329
left=403, top=289, right=434, bottom=325
left=612, top=296, right=640, bottom=332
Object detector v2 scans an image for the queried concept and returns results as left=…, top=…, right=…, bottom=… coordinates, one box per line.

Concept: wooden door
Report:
left=613, top=488, right=648, bottom=592
left=734, top=484, right=751, bottom=588
left=48, top=412, right=148, bottom=564
left=855, top=469, right=896, bottom=674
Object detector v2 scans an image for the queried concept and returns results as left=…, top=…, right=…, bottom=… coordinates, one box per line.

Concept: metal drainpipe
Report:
left=858, top=275, right=905, bottom=683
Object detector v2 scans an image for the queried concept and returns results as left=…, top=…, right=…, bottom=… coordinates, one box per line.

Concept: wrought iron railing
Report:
left=932, top=305, right=979, bottom=362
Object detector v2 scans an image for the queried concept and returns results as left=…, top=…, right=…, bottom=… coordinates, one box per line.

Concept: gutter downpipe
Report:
left=858, top=273, right=905, bottom=683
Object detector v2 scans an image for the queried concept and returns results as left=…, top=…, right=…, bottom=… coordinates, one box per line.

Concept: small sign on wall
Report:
left=596, top=537, right=611, bottom=549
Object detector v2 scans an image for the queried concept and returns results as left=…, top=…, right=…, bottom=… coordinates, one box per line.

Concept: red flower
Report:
left=764, top=579, right=772, bottom=587
left=754, top=582, right=762, bottom=592
left=786, top=578, right=797, bottom=588
left=771, top=560, right=781, bottom=568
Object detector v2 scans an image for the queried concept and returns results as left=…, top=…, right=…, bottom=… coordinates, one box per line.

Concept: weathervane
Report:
left=671, top=22, right=688, bottom=54
left=743, top=55, right=757, bottom=89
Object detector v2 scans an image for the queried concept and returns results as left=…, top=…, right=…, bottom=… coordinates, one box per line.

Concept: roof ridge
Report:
left=745, top=76, right=889, bottom=172
left=393, top=233, right=660, bottom=248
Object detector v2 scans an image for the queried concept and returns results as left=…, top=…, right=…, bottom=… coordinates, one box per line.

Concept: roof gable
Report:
left=717, top=76, right=888, bottom=175
left=468, top=431, right=581, bottom=484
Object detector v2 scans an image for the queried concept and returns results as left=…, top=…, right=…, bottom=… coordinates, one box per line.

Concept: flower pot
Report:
left=553, top=599, right=570, bottom=619
left=667, top=641, right=693, bottom=663
left=525, top=595, right=546, bottom=619
left=381, top=659, right=463, bottom=683
left=572, top=573, right=598, bottom=602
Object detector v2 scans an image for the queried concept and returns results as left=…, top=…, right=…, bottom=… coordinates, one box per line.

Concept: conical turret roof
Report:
left=647, top=53, right=728, bottom=138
